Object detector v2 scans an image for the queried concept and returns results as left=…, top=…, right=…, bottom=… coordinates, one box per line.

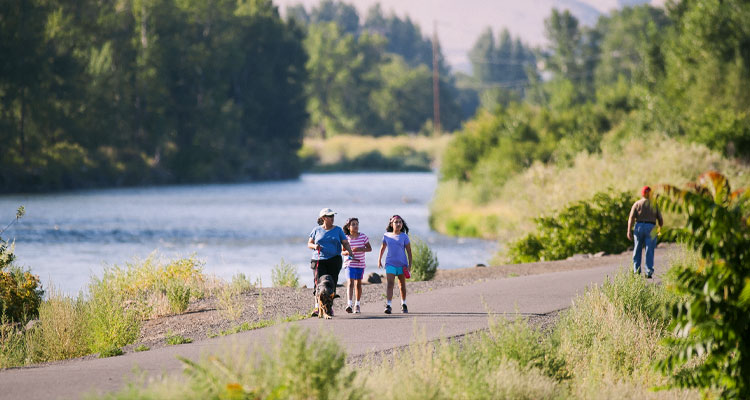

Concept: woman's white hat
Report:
left=319, top=208, right=336, bottom=217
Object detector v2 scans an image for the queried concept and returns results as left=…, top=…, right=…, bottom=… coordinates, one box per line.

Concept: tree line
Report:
left=1, top=0, right=309, bottom=192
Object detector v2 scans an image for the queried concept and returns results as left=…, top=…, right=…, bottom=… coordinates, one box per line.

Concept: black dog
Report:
left=316, top=274, right=336, bottom=319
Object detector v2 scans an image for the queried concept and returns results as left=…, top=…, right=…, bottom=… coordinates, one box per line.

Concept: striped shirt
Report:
left=344, top=233, right=369, bottom=269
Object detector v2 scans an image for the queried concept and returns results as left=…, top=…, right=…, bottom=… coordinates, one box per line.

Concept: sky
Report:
left=272, top=0, right=667, bottom=73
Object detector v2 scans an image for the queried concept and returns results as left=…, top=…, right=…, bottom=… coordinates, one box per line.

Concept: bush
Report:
left=410, top=237, right=438, bottom=281
left=0, top=207, right=43, bottom=324
left=271, top=258, right=299, bottom=288
left=85, top=277, right=141, bottom=354
left=36, top=287, right=88, bottom=361
left=216, top=284, right=245, bottom=321
left=166, top=281, right=191, bottom=314
left=0, top=265, right=44, bottom=323
left=231, top=272, right=256, bottom=293
left=507, top=190, right=636, bottom=262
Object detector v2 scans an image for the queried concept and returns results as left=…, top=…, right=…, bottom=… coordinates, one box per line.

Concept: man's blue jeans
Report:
left=633, top=222, right=657, bottom=275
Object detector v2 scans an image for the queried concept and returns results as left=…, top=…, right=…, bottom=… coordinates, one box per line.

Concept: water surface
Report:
left=1, top=172, right=497, bottom=294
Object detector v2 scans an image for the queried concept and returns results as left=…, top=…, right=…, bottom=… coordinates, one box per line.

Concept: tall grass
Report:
left=271, top=258, right=299, bottom=288
left=36, top=286, right=88, bottom=361
left=97, top=326, right=361, bottom=400
left=431, top=134, right=750, bottom=243
left=0, top=255, right=208, bottom=367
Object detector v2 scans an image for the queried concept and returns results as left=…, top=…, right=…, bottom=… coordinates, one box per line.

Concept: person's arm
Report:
left=405, top=243, right=413, bottom=270
left=342, top=239, right=354, bottom=255
left=377, top=242, right=386, bottom=268
left=626, top=204, right=636, bottom=241
left=308, top=236, right=320, bottom=251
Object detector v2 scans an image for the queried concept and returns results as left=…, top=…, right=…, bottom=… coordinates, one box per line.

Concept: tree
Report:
left=304, top=22, right=385, bottom=136
left=593, top=5, right=669, bottom=88
left=657, top=0, right=750, bottom=158
left=657, top=171, right=750, bottom=399
left=309, top=0, right=359, bottom=35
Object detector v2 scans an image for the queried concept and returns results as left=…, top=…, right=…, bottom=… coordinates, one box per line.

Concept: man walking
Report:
left=627, top=186, right=663, bottom=278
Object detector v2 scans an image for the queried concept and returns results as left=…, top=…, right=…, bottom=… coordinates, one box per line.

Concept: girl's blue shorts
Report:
left=347, top=267, right=365, bottom=280
left=385, top=265, right=404, bottom=275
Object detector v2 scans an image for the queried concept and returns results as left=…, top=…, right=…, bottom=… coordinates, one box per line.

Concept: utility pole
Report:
left=432, top=20, right=441, bottom=135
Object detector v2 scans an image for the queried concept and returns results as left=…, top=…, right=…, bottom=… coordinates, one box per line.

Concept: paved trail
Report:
left=0, top=250, right=661, bottom=400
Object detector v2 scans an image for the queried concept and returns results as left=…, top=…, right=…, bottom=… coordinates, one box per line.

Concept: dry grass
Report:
left=431, top=134, right=750, bottom=242
left=302, top=134, right=452, bottom=167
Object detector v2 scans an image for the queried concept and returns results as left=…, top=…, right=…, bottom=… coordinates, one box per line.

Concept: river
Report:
left=0, top=172, right=497, bottom=294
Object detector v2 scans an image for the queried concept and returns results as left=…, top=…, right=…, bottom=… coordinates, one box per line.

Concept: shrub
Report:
left=94, top=254, right=205, bottom=319
left=216, top=284, right=245, bottom=321
left=0, top=265, right=44, bottom=323
left=0, top=207, right=43, bottom=324
left=166, top=281, right=191, bottom=314
left=410, top=237, right=438, bottom=281
left=507, top=190, right=636, bottom=262
left=271, top=258, right=299, bottom=288
left=231, top=272, right=256, bottom=293
left=85, top=277, right=140, bottom=354
left=656, top=171, right=750, bottom=398
left=36, top=287, right=88, bottom=361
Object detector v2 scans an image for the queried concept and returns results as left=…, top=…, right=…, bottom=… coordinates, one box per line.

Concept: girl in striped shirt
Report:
left=342, top=217, right=372, bottom=313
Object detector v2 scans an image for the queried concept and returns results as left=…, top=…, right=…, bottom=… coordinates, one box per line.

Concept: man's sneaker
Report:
left=345, top=305, right=353, bottom=313
left=401, top=304, right=408, bottom=313
left=384, top=304, right=392, bottom=314
left=311, top=307, right=319, bottom=317
left=354, top=305, right=361, bottom=313
left=646, top=274, right=653, bottom=279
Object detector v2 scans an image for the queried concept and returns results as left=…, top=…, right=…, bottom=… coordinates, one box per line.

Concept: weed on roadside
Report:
left=165, top=332, right=192, bottom=345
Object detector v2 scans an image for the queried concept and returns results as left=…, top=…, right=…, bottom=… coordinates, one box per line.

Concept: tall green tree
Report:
left=657, top=0, right=750, bottom=157
left=304, top=22, right=385, bottom=136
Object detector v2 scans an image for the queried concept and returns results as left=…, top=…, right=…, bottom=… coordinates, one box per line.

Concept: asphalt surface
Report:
left=0, top=250, right=662, bottom=400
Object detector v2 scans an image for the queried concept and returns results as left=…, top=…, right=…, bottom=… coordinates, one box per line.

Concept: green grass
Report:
left=133, top=344, right=149, bottom=352
left=98, top=346, right=123, bottom=358
left=165, top=333, right=192, bottom=345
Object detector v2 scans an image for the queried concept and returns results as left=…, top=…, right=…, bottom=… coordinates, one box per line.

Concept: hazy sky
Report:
left=273, top=0, right=666, bottom=73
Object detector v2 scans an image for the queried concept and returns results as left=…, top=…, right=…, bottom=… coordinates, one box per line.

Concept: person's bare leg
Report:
left=355, top=279, right=362, bottom=301
left=347, top=279, right=354, bottom=303
left=386, top=273, right=395, bottom=301
left=397, top=274, right=407, bottom=301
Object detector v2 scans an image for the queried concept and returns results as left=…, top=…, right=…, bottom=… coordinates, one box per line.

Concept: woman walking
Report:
left=308, top=208, right=355, bottom=317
